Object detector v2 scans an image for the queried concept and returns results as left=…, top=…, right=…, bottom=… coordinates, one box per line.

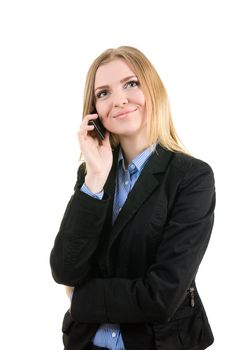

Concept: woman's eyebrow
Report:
left=94, top=75, right=137, bottom=92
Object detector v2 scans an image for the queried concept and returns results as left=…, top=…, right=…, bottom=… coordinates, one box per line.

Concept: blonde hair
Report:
left=79, top=45, right=190, bottom=161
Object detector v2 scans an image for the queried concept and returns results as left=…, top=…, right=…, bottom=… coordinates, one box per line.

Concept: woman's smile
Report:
left=113, top=108, right=138, bottom=119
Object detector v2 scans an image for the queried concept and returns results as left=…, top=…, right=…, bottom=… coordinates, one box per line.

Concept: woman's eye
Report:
left=96, top=90, right=108, bottom=99
left=125, top=80, right=140, bottom=88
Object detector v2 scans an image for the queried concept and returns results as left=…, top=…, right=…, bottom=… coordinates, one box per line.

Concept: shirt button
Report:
left=131, top=164, right=135, bottom=169
left=112, top=332, right=116, bottom=338
left=125, top=181, right=129, bottom=185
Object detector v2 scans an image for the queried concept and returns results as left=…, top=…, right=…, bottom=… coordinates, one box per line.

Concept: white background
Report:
left=0, top=0, right=231, bottom=348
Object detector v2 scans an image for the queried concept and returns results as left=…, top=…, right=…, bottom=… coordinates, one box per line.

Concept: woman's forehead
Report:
left=94, top=59, right=136, bottom=87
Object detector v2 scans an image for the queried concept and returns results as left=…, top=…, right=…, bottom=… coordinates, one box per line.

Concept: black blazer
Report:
left=50, top=143, right=216, bottom=350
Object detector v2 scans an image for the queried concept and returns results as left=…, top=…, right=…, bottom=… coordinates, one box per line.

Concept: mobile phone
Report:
left=88, top=116, right=106, bottom=140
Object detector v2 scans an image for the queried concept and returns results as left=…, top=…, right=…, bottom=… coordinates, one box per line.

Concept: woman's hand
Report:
left=77, top=113, right=113, bottom=192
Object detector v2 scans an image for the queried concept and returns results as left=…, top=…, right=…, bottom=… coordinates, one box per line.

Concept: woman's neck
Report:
left=119, top=136, right=150, bottom=167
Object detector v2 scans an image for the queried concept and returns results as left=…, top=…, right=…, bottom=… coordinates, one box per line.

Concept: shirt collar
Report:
left=117, top=142, right=157, bottom=173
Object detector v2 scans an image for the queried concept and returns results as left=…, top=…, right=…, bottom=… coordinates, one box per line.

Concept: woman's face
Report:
left=94, top=59, right=147, bottom=139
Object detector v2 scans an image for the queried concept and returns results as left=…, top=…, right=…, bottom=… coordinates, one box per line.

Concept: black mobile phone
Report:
left=88, top=116, right=106, bottom=140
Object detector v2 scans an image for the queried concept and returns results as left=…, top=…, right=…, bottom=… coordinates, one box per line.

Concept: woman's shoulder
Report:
left=170, top=150, right=215, bottom=186
left=173, top=151, right=213, bottom=172
left=157, top=143, right=213, bottom=174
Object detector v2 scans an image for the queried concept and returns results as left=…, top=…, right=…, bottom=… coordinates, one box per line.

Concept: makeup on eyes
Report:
left=95, top=78, right=140, bottom=99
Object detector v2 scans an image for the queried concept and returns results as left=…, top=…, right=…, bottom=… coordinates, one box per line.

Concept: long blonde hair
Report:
left=80, top=46, right=190, bottom=160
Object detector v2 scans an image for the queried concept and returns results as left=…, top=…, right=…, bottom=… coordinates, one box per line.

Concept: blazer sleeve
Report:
left=70, top=159, right=216, bottom=324
left=50, top=163, right=111, bottom=286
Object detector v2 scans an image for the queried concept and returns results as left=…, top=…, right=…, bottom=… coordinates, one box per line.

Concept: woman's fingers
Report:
left=83, top=113, right=98, bottom=126
left=78, top=124, right=94, bottom=137
left=78, top=114, right=98, bottom=138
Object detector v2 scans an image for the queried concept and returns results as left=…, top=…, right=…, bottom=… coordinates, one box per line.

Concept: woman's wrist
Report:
left=84, top=173, right=106, bottom=194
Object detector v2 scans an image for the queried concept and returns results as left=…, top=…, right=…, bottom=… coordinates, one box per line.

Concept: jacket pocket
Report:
left=153, top=307, right=203, bottom=350
left=153, top=321, right=183, bottom=349
left=176, top=311, right=203, bottom=348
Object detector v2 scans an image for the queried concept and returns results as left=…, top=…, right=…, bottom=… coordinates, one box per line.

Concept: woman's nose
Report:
left=113, top=89, right=128, bottom=107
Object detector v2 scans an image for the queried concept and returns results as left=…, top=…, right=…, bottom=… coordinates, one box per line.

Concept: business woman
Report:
left=50, top=46, right=216, bottom=350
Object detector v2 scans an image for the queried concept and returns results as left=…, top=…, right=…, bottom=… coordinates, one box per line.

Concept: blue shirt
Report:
left=80, top=142, right=157, bottom=350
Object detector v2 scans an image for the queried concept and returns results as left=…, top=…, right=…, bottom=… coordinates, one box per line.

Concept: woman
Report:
left=50, top=46, right=216, bottom=350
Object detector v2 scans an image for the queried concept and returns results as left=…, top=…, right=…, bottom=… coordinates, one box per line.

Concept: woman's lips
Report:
left=113, top=108, right=137, bottom=118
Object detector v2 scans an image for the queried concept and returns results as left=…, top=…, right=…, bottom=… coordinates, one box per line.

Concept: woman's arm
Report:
left=50, top=163, right=111, bottom=286
left=70, top=160, right=215, bottom=324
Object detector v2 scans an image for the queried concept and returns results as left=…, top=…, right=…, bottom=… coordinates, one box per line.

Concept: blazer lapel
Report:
left=104, top=145, right=119, bottom=197
left=107, top=143, right=174, bottom=251
left=102, top=145, right=120, bottom=227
